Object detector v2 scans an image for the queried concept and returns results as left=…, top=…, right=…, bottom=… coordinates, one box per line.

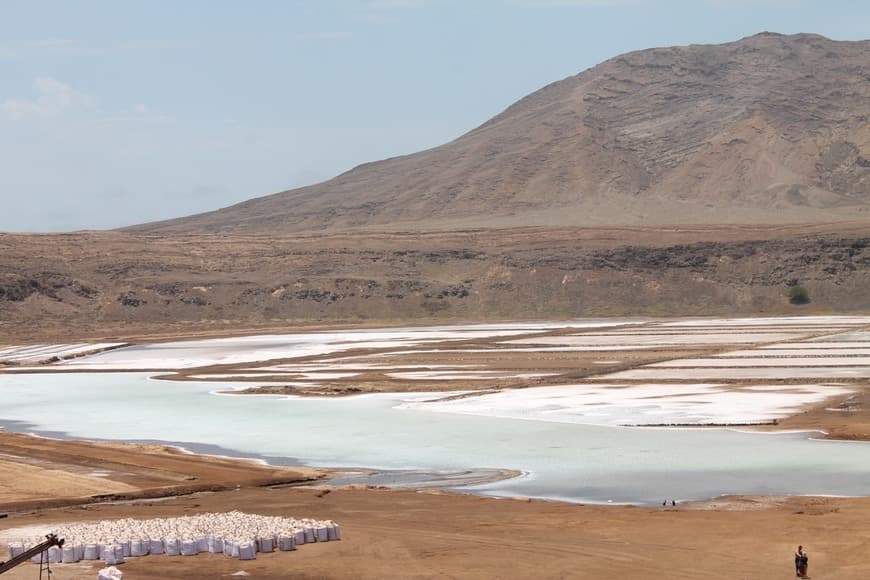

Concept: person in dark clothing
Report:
left=799, top=550, right=809, bottom=577
left=794, top=545, right=804, bottom=577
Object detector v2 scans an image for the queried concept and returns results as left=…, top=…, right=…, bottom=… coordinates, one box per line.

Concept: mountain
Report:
left=5, top=33, right=870, bottom=340
left=128, top=32, right=870, bottom=235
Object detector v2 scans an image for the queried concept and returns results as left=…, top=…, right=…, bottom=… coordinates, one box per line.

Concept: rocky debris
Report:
left=0, top=277, right=42, bottom=302
left=425, top=284, right=471, bottom=299
left=284, top=289, right=344, bottom=303
left=119, top=293, right=146, bottom=307
left=180, top=295, right=209, bottom=306
left=0, top=273, right=96, bottom=302
left=816, top=141, right=870, bottom=195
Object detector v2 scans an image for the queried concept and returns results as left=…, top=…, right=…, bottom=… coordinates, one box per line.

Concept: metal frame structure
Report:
left=0, top=534, right=64, bottom=577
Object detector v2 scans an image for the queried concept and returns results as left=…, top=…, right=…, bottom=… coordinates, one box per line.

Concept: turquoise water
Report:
left=1, top=372, right=869, bottom=505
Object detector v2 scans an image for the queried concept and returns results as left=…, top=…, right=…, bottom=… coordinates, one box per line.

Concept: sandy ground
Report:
left=0, top=432, right=322, bottom=513
left=0, top=460, right=137, bottom=504
left=771, top=388, right=870, bottom=440
left=0, top=428, right=868, bottom=578
left=2, top=483, right=869, bottom=579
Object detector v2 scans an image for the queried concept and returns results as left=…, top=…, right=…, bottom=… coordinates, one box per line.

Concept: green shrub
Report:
left=788, top=285, right=810, bottom=305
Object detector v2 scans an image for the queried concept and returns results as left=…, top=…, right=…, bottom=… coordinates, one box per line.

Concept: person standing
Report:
left=794, top=545, right=803, bottom=577
left=799, top=549, right=809, bottom=578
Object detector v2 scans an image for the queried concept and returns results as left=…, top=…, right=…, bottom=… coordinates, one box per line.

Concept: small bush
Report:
left=788, top=285, right=810, bottom=305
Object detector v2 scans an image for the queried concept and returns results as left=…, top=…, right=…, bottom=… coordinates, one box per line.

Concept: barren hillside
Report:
left=3, top=224, right=870, bottom=342
left=4, top=33, right=870, bottom=339
left=129, top=32, right=870, bottom=235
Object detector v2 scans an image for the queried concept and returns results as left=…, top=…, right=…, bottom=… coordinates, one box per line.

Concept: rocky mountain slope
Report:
left=129, top=32, right=870, bottom=235
left=5, top=33, right=870, bottom=340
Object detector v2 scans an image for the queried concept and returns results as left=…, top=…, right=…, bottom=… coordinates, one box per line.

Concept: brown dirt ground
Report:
left=772, top=388, right=870, bottom=440
left=2, top=483, right=869, bottom=579
left=0, top=432, right=322, bottom=513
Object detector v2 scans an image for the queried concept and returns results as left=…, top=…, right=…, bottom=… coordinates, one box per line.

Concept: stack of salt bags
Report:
left=103, top=544, right=124, bottom=565
left=12, top=512, right=341, bottom=563
left=27, top=545, right=61, bottom=564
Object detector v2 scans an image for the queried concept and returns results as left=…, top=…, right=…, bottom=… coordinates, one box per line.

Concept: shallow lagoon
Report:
left=1, top=372, right=870, bottom=506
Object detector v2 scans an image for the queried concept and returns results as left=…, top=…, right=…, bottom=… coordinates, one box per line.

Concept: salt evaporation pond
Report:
left=2, top=373, right=870, bottom=506
left=58, top=322, right=626, bottom=370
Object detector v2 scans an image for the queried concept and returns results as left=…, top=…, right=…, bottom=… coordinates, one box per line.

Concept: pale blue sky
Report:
left=1, top=0, right=867, bottom=232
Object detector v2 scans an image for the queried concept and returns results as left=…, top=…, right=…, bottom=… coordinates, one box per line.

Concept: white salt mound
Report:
left=98, top=566, right=123, bottom=580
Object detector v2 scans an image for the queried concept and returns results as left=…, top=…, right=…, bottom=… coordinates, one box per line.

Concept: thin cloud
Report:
left=29, top=37, right=79, bottom=49
left=0, top=78, right=167, bottom=124
left=0, top=77, right=93, bottom=121
left=95, top=102, right=168, bottom=124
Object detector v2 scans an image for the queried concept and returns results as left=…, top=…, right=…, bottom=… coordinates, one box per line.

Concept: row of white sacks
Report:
left=7, top=511, right=340, bottom=565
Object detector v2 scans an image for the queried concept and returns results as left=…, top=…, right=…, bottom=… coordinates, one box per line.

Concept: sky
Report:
left=1, top=0, right=867, bottom=232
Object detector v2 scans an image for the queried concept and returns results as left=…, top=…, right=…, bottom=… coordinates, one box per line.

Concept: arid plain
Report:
left=3, top=31, right=870, bottom=579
